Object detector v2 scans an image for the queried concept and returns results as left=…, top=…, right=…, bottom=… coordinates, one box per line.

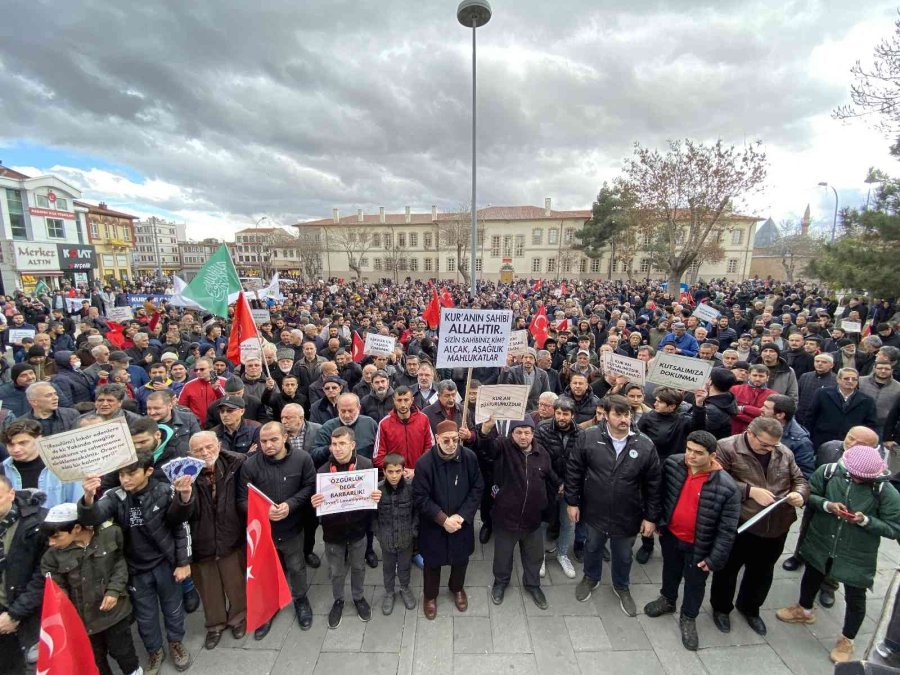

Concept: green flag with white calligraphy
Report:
left=180, top=245, right=241, bottom=317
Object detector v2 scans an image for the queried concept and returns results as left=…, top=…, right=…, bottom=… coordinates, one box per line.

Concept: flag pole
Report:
left=460, top=367, right=474, bottom=431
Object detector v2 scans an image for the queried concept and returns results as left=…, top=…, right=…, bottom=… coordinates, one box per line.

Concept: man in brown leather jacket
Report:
left=709, top=416, right=809, bottom=637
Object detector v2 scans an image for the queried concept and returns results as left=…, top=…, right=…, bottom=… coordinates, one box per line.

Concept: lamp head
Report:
left=817, top=182, right=827, bottom=187
left=457, top=0, right=492, bottom=27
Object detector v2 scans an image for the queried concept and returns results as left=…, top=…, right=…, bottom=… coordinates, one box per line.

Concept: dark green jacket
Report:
left=40, top=523, right=132, bottom=634
left=800, top=461, right=900, bottom=588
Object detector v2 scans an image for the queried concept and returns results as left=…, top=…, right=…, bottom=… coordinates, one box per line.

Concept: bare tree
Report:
left=622, top=139, right=768, bottom=291
left=297, top=229, right=324, bottom=281
left=332, top=227, right=375, bottom=280
left=437, top=203, right=483, bottom=287
left=770, top=220, right=823, bottom=283
left=382, top=227, right=404, bottom=283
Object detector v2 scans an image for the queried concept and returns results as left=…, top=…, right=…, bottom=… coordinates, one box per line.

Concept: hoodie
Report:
left=703, top=392, right=738, bottom=440
left=51, top=350, right=95, bottom=406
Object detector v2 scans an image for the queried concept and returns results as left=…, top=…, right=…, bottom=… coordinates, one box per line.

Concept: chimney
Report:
left=432, top=205, right=437, bottom=221
left=544, top=197, right=552, bottom=216
left=99, top=202, right=108, bottom=210
left=379, top=207, right=385, bottom=224
left=332, top=208, right=340, bottom=223
left=405, top=206, right=411, bottom=224
left=357, top=208, right=364, bottom=223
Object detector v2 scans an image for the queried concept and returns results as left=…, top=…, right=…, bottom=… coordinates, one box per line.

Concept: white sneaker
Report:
left=557, top=554, right=577, bottom=579
left=540, top=557, right=546, bottom=578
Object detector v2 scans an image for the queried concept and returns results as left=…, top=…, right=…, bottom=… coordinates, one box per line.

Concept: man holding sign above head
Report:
left=1, top=419, right=82, bottom=508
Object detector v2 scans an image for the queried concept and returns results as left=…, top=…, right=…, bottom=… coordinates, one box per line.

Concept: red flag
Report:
left=226, top=292, right=261, bottom=366
left=104, top=321, right=125, bottom=349
left=560, top=281, right=569, bottom=296
left=352, top=332, right=365, bottom=363
left=37, top=576, right=100, bottom=675
left=529, top=305, right=550, bottom=348
left=556, top=318, right=570, bottom=332
left=423, top=288, right=441, bottom=330
left=531, top=279, right=543, bottom=292
left=439, top=288, right=454, bottom=308
left=246, top=484, right=292, bottom=633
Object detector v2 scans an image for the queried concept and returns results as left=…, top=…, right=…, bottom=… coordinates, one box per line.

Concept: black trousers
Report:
left=710, top=530, right=787, bottom=617
left=799, top=558, right=867, bottom=639
left=493, top=526, right=543, bottom=590
left=301, top=504, right=318, bottom=556
left=423, top=562, right=468, bottom=600
left=660, top=529, right=709, bottom=619
left=792, top=506, right=838, bottom=591
left=90, top=616, right=140, bottom=675
left=0, top=631, right=24, bottom=675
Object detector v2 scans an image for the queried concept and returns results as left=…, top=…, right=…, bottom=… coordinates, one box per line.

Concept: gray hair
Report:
left=90, top=344, right=108, bottom=357
left=538, top=391, right=559, bottom=405
left=879, top=346, right=899, bottom=364
left=25, top=382, right=55, bottom=400
left=536, top=350, right=551, bottom=360
left=282, top=403, right=305, bottom=418
left=189, top=430, right=220, bottom=450
left=436, top=379, right=458, bottom=394
left=862, top=335, right=883, bottom=350
left=337, top=393, right=360, bottom=408
left=814, top=353, right=834, bottom=363
left=837, top=367, right=859, bottom=379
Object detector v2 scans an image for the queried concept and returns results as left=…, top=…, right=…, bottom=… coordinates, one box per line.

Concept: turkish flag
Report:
left=560, top=282, right=569, bottom=296
left=246, top=484, right=292, bottom=633
left=423, top=288, right=441, bottom=330
left=226, top=292, right=261, bottom=366
left=556, top=318, right=570, bottom=332
left=352, top=331, right=365, bottom=363
left=104, top=321, right=125, bottom=349
left=439, top=288, right=454, bottom=308
left=37, top=576, right=100, bottom=675
left=531, top=279, right=543, bottom=292
left=529, top=304, right=550, bottom=348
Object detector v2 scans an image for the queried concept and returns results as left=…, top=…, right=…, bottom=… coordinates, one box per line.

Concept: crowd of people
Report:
left=0, top=275, right=898, bottom=674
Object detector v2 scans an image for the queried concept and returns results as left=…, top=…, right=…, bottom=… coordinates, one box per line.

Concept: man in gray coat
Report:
left=499, top=348, right=551, bottom=411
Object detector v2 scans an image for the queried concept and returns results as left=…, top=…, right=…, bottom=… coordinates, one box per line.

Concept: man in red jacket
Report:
left=730, top=364, right=776, bottom=435
left=373, top=386, right=435, bottom=476
left=178, top=358, right=226, bottom=426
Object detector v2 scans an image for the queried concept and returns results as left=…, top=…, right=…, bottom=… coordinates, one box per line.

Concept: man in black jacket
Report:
left=796, top=354, right=837, bottom=427
left=0, top=481, right=47, bottom=674
left=564, top=374, right=601, bottom=426
left=704, top=368, right=738, bottom=440
left=360, top=370, right=393, bottom=422
left=566, top=395, right=661, bottom=617
left=643, top=431, right=741, bottom=651
left=237, top=421, right=316, bottom=638
left=806, top=369, right=879, bottom=448
left=479, top=416, right=559, bottom=610
left=146, top=390, right=201, bottom=457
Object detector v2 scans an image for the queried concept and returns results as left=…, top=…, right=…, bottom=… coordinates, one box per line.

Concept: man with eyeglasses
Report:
left=806, top=368, right=879, bottom=449
left=178, top=358, right=226, bottom=427
left=709, top=417, right=808, bottom=637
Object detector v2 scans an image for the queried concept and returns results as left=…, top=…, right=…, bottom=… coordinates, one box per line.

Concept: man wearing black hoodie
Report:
left=704, top=369, right=739, bottom=440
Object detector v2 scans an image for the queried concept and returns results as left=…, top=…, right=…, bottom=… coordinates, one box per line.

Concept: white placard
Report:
left=692, top=303, right=720, bottom=324
left=474, top=384, right=530, bottom=424
left=8, top=329, right=35, bottom=344
left=435, top=308, right=513, bottom=368
left=646, top=352, right=713, bottom=391
left=315, top=468, right=378, bottom=516
left=840, top=320, right=862, bottom=333
left=603, top=353, right=646, bottom=387
left=36, top=418, right=138, bottom=482
left=65, top=297, right=84, bottom=314
left=250, top=308, right=271, bottom=326
left=364, top=333, right=396, bottom=356
left=507, top=330, right=528, bottom=357
left=106, top=306, right=134, bottom=323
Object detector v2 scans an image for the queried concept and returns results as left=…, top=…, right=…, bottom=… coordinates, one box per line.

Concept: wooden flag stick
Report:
left=460, top=367, right=474, bottom=430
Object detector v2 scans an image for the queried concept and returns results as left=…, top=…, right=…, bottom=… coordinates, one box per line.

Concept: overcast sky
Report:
left=0, top=1, right=896, bottom=240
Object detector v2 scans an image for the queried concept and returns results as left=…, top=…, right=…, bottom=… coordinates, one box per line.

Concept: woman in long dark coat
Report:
left=412, top=420, right=484, bottom=620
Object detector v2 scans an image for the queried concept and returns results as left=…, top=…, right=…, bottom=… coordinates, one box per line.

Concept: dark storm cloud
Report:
left=0, top=0, right=892, bottom=232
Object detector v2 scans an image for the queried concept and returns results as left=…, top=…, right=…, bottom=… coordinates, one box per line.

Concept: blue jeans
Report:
left=555, top=497, right=576, bottom=557
left=129, top=561, right=186, bottom=653
left=583, top=525, right=635, bottom=591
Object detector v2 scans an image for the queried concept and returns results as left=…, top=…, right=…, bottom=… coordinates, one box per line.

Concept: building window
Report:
left=562, top=258, right=573, bottom=273
left=548, top=228, right=559, bottom=245
left=447, top=257, right=456, bottom=272
left=514, top=235, right=525, bottom=257
left=547, top=258, right=557, bottom=273
left=47, top=219, right=65, bottom=238
left=532, top=228, right=543, bottom=245
left=731, top=229, right=743, bottom=245
left=590, top=258, right=601, bottom=273
left=424, top=257, right=433, bottom=272
left=564, top=228, right=574, bottom=245
left=398, top=258, right=407, bottom=271
left=374, top=258, right=383, bottom=271
left=475, top=258, right=483, bottom=271
left=424, top=233, right=433, bottom=249
left=502, top=235, right=513, bottom=257
left=89, top=221, right=99, bottom=238
left=490, top=235, right=500, bottom=257
left=6, top=189, right=27, bottom=239
left=727, top=258, right=739, bottom=274
left=383, top=234, right=392, bottom=249
left=642, top=233, right=652, bottom=247
left=531, top=258, right=541, bottom=273
left=580, top=258, right=588, bottom=274
left=409, top=233, right=418, bottom=247
left=398, top=233, right=406, bottom=248
left=639, top=258, right=651, bottom=274
left=410, top=258, right=418, bottom=272
left=360, top=257, right=369, bottom=268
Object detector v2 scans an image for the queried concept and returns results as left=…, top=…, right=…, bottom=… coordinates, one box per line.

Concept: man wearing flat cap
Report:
left=211, top=396, right=261, bottom=454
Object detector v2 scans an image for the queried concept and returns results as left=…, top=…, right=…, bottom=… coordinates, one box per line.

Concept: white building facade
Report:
left=133, top=216, right=183, bottom=278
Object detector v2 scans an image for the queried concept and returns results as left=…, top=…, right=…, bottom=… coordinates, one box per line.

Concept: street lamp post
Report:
left=253, top=215, right=271, bottom=281
left=457, top=0, right=492, bottom=300
left=818, top=182, right=839, bottom=243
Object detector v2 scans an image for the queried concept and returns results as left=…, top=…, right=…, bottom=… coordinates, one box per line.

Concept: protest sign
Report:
left=64, top=297, right=84, bottom=314
left=841, top=320, right=862, bottom=333
left=106, top=306, right=134, bottom=323
left=603, top=353, right=646, bottom=386
left=364, top=333, right=396, bottom=356
left=125, top=293, right=173, bottom=308
left=315, top=469, right=378, bottom=516
left=647, top=352, right=713, bottom=391
left=474, top=385, right=530, bottom=424
left=435, top=308, right=513, bottom=368
left=250, top=308, right=271, bottom=326
left=507, top=330, right=528, bottom=357
left=7, top=329, right=35, bottom=344
left=692, top=303, right=720, bottom=324
left=36, top=419, right=138, bottom=482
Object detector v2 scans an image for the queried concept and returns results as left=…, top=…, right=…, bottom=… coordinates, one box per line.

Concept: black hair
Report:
left=605, top=394, right=632, bottom=416
left=383, top=453, right=405, bottom=468
left=686, top=430, right=718, bottom=453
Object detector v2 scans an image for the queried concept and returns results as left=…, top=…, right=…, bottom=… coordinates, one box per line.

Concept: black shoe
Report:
left=354, top=597, right=372, bottom=622
left=680, top=617, right=699, bottom=651
left=491, top=583, right=507, bottom=605
left=527, top=587, right=548, bottom=610
left=602, top=545, right=610, bottom=562
left=819, top=587, right=836, bottom=608
left=295, top=597, right=313, bottom=631
left=781, top=554, right=803, bottom=571
left=572, top=546, right=584, bottom=563
left=479, top=525, right=492, bottom=544
left=365, top=550, right=379, bottom=569
left=328, top=600, right=344, bottom=629
left=183, top=587, right=201, bottom=614
left=635, top=546, right=652, bottom=565
left=712, top=611, right=731, bottom=633
left=253, top=619, right=273, bottom=641
left=305, top=552, right=321, bottom=569
left=644, top=596, right=677, bottom=618
left=741, top=612, right=767, bottom=636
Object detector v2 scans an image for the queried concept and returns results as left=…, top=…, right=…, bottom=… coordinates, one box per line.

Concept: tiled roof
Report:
left=74, top=200, right=138, bottom=219
left=294, top=205, right=592, bottom=228
left=0, top=165, right=31, bottom=180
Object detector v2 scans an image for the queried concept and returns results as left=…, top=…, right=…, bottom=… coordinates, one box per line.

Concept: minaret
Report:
left=800, top=204, right=810, bottom=236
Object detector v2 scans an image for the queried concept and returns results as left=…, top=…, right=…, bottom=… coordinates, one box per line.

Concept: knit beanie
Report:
left=843, top=445, right=887, bottom=480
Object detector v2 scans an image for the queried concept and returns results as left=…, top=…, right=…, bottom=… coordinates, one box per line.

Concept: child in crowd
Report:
left=376, top=453, right=418, bottom=615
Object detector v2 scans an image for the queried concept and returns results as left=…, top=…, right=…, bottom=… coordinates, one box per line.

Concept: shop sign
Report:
left=28, top=207, right=76, bottom=220
left=14, top=243, right=60, bottom=272
left=57, top=244, right=97, bottom=270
